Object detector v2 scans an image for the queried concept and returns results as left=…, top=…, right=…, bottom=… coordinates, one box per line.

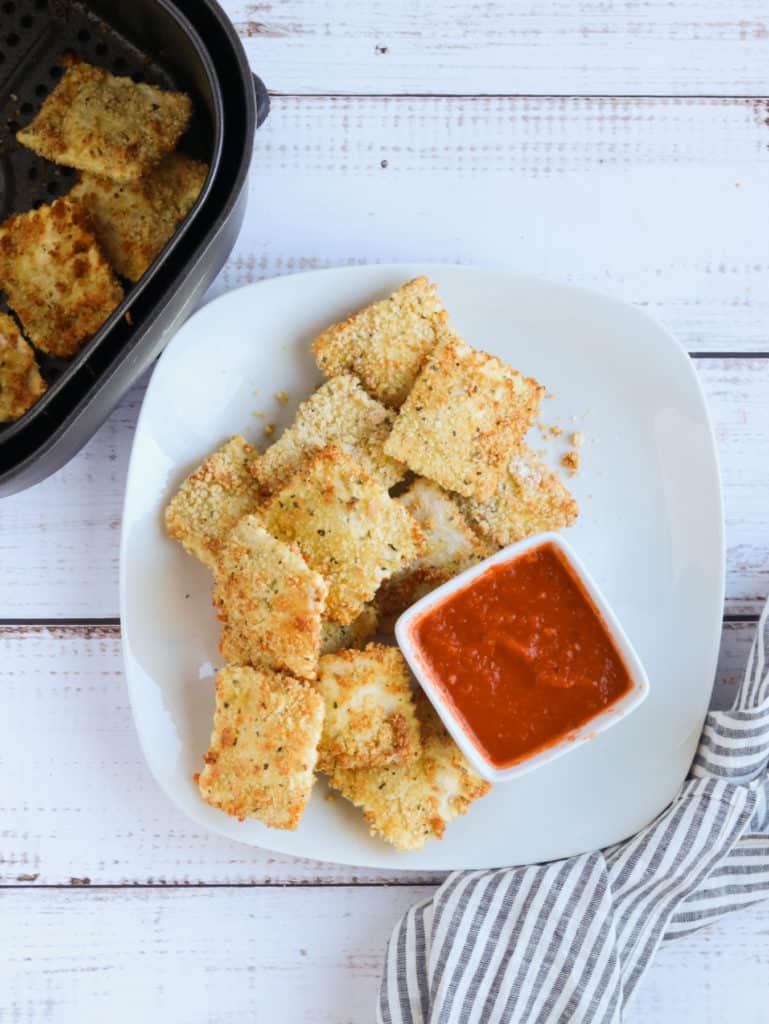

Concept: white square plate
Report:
left=120, top=264, right=723, bottom=870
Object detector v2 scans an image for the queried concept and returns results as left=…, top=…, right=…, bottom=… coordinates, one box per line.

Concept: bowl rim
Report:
left=395, top=531, right=651, bottom=783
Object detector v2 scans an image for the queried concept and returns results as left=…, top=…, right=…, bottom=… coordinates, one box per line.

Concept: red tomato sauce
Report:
left=410, top=543, right=633, bottom=768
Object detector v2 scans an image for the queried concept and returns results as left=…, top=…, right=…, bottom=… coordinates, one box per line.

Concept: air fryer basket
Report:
left=0, top=0, right=266, bottom=495
left=0, top=0, right=222, bottom=442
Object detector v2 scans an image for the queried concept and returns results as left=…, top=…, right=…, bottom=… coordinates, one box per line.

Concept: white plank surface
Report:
left=1, top=359, right=767, bottom=618
left=0, top=620, right=756, bottom=887
left=220, top=96, right=769, bottom=355
left=228, top=0, right=769, bottom=96
left=2, top=886, right=768, bottom=1024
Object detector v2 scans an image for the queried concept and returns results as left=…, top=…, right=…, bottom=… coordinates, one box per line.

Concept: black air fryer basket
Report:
left=0, top=0, right=269, bottom=495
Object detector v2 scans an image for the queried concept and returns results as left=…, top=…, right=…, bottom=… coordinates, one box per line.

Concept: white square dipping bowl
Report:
left=395, top=532, right=650, bottom=784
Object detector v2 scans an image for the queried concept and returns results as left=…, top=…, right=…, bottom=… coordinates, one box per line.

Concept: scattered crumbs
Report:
left=325, top=791, right=336, bottom=802
left=571, top=431, right=585, bottom=448
left=124, top=310, right=133, bottom=325
left=562, top=451, right=580, bottom=476
left=263, top=422, right=276, bottom=438
left=735, top=182, right=741, bottom=188
left=545, top=392, right=555, bottom=400
left=185, top=593, right=190, bottom=599
left=16, top=873, right=39, bottom=882
left=252, top=410, right=266, bottom=420
left=69, top=876, right=91, bottom=886
left=299, top=948, right=308, bottom=957
left=549, top=425, right=563, bottom=438
left=276, top=390, right=289, bottom=405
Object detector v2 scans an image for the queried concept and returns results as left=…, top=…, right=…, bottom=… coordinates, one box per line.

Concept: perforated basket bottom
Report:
left=0, top=0, right=208, bottom=395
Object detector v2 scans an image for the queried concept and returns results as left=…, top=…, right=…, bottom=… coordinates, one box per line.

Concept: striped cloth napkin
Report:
left=379, top=599, right=769, bottom=1024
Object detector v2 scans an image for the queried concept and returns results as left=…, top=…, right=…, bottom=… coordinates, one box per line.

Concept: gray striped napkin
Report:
left=379, top=599, right=769, bottom=1024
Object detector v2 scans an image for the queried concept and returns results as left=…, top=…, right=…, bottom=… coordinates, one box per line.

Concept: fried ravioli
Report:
left=328, top=692, right=491, bottom=851
left=384, top=334, right=544, bottom=499
left=320, top=604, right=379, bottom=655
left=164, top=436, right=262, bottom=570
left=460, top=446, right=579, bottom=546
left=214, top=516, right=327, bottom=681
left=259, top=445, right=424, bottom=625
left=17, top=63, right=191, bottom=181
left=197, top=666, right=324, bottom=829
left=0, top=314, right=46, bottom=422
left=311, top=277, right=449, bottom=408
left=255, top=375, right=404, bottom=494
left=316, top=644, right=421, bottom=771
left=0, top=199, right=124, bottom=357
left=69, top=153, right=208, bottom=281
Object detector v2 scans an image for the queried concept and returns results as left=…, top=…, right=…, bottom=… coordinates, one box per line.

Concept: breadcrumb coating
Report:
left=0, top=313, right=46, bottom=422
left=0, top=198, right=123, bottom=357
left=316, top=644, right=421, bottom=771
left=259, top=445, right=424, bottom=625
left=69, top=152, right=207, bottom=281
left=164, top=436, right=262, bottom=570
left=320, top=604, right=379, bottom=655
left=460, top=446, right=579, bottom=546
left=312, top=277, right=449, bottom=408
left=197, top=666, right=324, bottom=829
left=328, top=692, right=491, bottom=851
left=384, top=334, right=544, bottom=499
left=255, top=375, right=404, bottom=494
left=214, top=516, right=327, bottom=680
left=17, top=62, right=192, bottom=181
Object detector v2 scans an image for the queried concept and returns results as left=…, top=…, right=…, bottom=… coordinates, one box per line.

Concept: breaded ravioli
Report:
left=385, top=334, right=544, bottom=499
left=376, top=478, right=491, bottom=622
left=214, top=516, right=327, bottom=681
left=311, top=277, right=449, bottom=408
left=328, top=693, right=491, bottom=851
left=255, top=374, right=404, bottom=494
left=164, top=436, right=261, bottom=570
left=0, top=199, right=124, bottom=357
left=460, top=446, right=579, bottom=546
left=259, top=445, right=424, bottom=625
left=17, top=63, right=191, bottom=181
left=197, top=666, right=324, bottom=829
left=320, top=604, right=379, bottom=655
left=316, top=644, right=421, bottom=771
left=69, top=153, right=208, bottom=281
left=0, top=314, right=46, bottom=422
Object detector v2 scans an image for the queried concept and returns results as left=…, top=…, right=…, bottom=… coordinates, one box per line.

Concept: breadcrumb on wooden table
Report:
left=384, top=333, right=544, bottom=499
left=0, top=198, right=124, bottom=357
left=0, top=313, right=46, bottom=422
left=16, top=62, right=192, bottom=181
left=312, top=276, right=450, bottom=408
left=197, top=666, right=324, bottom=829
left=259, top=444, right=424, bottom=625
left=213, top=515, right=327, bottom=681
left=315, top=644, right=421, bottom=771
left=164, top=435, right=262, bottom=570
left=328, top=692, right=491, bottom=851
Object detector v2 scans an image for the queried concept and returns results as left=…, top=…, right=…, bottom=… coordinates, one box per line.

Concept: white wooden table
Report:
left=2, top=3, right=769, bottom=1020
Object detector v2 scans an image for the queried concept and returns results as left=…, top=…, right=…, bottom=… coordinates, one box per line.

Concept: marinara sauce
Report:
left=411, top=542, right=632, bottom=768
